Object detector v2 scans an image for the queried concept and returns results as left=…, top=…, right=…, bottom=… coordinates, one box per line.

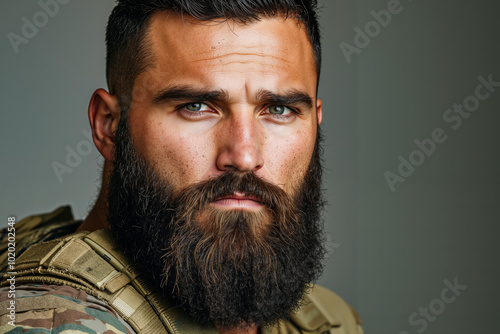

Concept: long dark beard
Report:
left=107, top=119, right=325, bottom=329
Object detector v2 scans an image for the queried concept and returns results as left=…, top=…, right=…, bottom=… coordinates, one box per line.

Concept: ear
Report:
left=316, top=98, right=323, bottom=125
left=88, top=89, right=120, bottom=162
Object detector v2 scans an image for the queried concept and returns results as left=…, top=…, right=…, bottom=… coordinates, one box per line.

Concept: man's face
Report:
left=127, top=12, right=321, bottom=205
left=107, top=12, right=324, bottom=329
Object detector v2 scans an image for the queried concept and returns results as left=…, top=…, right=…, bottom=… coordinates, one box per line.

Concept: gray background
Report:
left=1, top=0, right=499, bottom=333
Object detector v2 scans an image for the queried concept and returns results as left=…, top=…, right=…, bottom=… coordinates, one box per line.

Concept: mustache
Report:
left=172, top=171, right=294, bottom=213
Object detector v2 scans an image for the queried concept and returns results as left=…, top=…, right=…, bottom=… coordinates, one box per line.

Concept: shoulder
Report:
left=1, top=206, right=80, bottom=246
left=0, top=284, right=135, bottom=334
left=0, top=206, right=81, bottom=272
left=308, top=285, right=363, bottom=331
left=289, top=284, right=363, bottom=334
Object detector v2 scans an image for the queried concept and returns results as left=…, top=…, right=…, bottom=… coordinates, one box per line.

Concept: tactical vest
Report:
left=0, top=207, right=363, bottom=334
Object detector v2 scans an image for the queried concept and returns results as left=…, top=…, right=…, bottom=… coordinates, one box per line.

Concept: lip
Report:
left=211, top=192, right=263, bottom=209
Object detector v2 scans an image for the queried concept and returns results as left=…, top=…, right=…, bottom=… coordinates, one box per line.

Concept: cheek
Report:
left=264, top=129, right=316, bottom=193
left=129, top=118, right=214, bottom=190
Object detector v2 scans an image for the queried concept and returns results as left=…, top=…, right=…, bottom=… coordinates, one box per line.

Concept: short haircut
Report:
left=106, top=0, right=322, bottom=112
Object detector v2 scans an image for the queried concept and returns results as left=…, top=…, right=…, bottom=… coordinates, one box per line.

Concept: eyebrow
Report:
left=152, top=85, right=229, bottom=105
left=255, top=89, right=314, bottom=109
left=152, top=85, right=314, bottom=109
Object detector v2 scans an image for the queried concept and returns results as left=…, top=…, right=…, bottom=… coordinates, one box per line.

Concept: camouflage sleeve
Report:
left=0, top=284, right=136, bottom=334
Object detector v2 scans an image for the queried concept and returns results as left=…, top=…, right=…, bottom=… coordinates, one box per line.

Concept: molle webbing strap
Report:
left=84, top=232, right=218, bottom=334
left=2, top=230, right=175, bottom=333
left=13, top=234, right=130, bottom=294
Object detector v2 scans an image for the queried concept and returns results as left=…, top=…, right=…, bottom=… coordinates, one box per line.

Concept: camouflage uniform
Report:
left=0, top=207, right=134, bottom=333
left=0, top=207, right=363, bottom=333
left=0, top=284, right=134, bottom=333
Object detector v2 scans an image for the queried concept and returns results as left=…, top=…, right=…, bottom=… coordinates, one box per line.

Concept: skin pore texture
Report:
left=81, top=11, right=323, bottom=334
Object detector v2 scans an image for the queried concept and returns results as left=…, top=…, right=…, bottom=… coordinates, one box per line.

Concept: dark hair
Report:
left=106, top=0, right=322, bottom=110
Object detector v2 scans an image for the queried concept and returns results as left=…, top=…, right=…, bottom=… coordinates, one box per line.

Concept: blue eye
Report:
left=185, top=103, right=208, bottom=112
left=268, top=105, right=293, bottom=115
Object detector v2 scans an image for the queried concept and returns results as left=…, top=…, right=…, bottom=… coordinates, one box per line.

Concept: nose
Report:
left=216, top=112, right=264, bottom=173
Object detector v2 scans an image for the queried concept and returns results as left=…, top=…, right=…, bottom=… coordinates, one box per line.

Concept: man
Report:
left=0, top=1, right=362, bottom=333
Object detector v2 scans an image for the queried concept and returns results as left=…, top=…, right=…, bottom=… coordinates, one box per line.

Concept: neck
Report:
left=77, top=160, right=112, bottom=232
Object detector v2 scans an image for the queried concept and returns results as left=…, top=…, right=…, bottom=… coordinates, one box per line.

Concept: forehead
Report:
left=142, top=12, right=317, bottom=94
